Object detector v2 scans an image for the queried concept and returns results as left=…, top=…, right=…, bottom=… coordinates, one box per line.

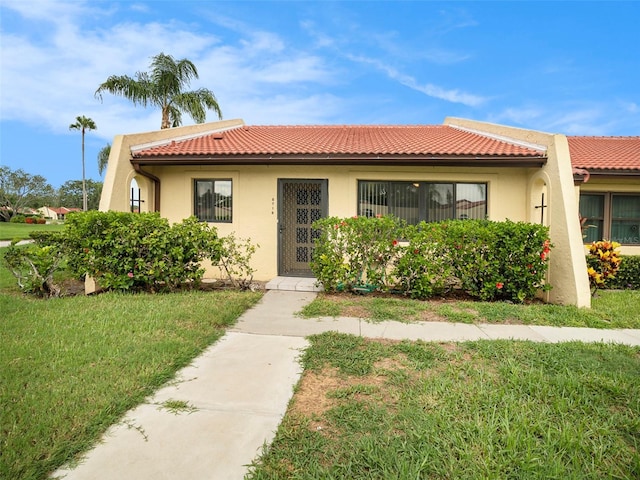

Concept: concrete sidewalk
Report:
left=53, top=289, right=640, bottom=480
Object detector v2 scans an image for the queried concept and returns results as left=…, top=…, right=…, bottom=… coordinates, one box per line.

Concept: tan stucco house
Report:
left=99, top=117, right=640, bottom=308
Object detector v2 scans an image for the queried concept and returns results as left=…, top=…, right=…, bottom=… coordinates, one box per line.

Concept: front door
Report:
left=278, top=179, right=328, bottom=276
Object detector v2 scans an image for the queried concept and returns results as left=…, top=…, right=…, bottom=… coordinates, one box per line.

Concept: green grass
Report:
left=0, top=289, right=262, bottom=480
left=301, top=290, right=640, bottom=329
left=247, top=331, right=640, bottom=479
left=0, top=222, right=65, bottom=241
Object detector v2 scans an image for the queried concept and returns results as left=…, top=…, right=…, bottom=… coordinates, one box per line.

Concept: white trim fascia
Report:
left=449, top=124, right=547, bottom=152
left=130, top=124, right=243, bottom=153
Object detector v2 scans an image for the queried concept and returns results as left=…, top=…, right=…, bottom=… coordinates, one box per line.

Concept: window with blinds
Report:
left=194, top=179, right=232, bottom=222
left=579, top=193, right=640, bottom=245
left=358, top=181, right=487, bottom=224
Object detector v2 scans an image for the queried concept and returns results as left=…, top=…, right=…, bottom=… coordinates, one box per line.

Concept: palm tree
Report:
left=69, top=116, right=97, bottom=211
left=97, top=144, right=111, bottom=176
left=95, top=52, right=222, bottom=129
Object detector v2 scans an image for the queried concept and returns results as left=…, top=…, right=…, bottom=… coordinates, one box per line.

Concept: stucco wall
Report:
left=151, top=163, right=531, bottom=283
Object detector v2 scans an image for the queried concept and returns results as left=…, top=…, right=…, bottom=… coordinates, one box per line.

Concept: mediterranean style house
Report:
left=99, top=117, right=640, bottom=308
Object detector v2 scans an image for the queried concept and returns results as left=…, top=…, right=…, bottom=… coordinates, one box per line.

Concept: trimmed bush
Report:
left=394, top=223, right=455, bottom=299
left=311, top=216, right=552, bottom=303
left=438, top=220, right=551, bottom=302
left=311, top=215, right=406, bottom=292
left=604, top=254, right=640, bottom=290
left=64, top=211, right=222, bottom=292
left=9, top=214, right=25, bottom=223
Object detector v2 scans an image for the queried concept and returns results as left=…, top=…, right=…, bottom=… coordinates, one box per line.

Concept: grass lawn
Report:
left=0, top=222, right=65, bottom=241
left=2, top=241, right=639, bottom=479
left=0, top=273, right=262, bottom=479
left=248, top=331, right=640, bottom=479
left=300, top=290, right=640, bottom=329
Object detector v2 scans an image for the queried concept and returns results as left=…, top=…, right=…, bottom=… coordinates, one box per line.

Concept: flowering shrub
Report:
left=312, top=216, right=552, bottom=302
left=64, top=211, right=222, bottom=292
left=440, top=220, right=552, bottom=302
left=586, top=240, right=622, bottom=295
left=393, top=223, right=455, bottom=299
left=311, top=215, right=405, bottom=292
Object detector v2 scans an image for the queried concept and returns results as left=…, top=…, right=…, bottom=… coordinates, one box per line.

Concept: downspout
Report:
left=132, top=163, right=161, bottom=212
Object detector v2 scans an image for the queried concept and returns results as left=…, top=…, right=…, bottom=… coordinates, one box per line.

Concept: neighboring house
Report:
left=570, top=137, right=640, bottom=250
left=100, top=117, right=630, bottom=308
left=39, top=206, right=81, bottom=220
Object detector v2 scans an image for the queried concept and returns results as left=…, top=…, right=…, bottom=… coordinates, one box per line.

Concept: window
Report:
left=579, top=193, right=640, bottom=245
left=358, top=181, right=487, bottom=224
left=194, top=179, right=232, bottom=222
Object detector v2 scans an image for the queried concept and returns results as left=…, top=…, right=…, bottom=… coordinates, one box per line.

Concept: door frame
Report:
left=277, top=178, right=328, bottom=277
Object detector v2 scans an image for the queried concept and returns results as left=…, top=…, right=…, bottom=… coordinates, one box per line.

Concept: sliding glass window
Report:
left=358, top=181, right=487, bottom=224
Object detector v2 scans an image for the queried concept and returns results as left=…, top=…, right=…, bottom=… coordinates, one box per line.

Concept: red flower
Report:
left=392, top=240, right=398, bottom=246
left=496, top=282, right=504, bottom=289
left=413, top=249, right=419, bottom=254
left=127, top=272, right=134, bottom=278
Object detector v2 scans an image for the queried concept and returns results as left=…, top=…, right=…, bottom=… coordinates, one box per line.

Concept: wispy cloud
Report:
left=346, top=54, right=486, bottom=107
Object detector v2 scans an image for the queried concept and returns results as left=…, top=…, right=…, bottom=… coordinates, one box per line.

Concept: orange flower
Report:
left=496, top=282, right=504, bottom=289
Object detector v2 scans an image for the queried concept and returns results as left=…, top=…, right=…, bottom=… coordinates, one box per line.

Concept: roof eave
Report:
left=578, top=168, right=640, bottom=177
left=130, top=154, right=547, bottom=168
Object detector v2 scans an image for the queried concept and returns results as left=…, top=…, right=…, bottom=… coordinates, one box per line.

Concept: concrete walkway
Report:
left=53, top=288, right=640, bottom=480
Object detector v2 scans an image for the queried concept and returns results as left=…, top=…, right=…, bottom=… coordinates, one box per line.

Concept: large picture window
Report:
left=194, top=179, right=232, bottom=222
left=579, top=193, right=640, bottom=245
left=358, top=181, right=487, bottom=224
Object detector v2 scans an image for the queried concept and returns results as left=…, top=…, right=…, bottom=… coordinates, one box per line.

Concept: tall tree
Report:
left=69, top=115, right=97, bottom=211
left=58, top=179, right=103, bottom=211
left=98, top=144, right=111, bottom=176
left=95, top=52, right=222, bottom=129
left=0, top=167, right=55, bottom=221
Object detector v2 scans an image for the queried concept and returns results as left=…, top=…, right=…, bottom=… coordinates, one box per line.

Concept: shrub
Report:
left=10, top=214, right=25, bottom=223
left=311, top=215, right=406, bottom=292
left=312, top=216, right=552, bottom=302
left=215, top=233, right=259, bottom=289
left=608, top=255, right=640, bottom=289
left=393, top=223, right=455, bottom=299
left=2, top=241, right=64, bottom=297
left=439, top=220, right=552, bottom=302
left=586, top=240, right=622, bottom=295
left=63, top=211, right=222, bottom=292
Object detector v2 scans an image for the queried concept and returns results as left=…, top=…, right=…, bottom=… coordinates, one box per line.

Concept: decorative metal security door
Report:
left=278, top=179, right=328, bottom=276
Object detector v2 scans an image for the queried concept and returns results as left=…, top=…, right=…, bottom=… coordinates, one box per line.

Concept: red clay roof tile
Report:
left=568, top=136, right=640, bottom=171
left=133, top=125, right=545, bottom=158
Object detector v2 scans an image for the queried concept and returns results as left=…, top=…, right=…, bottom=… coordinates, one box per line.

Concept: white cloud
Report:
left=346, top=54, right=486, bottom=107
left=0, top=0, right=343, bottom=142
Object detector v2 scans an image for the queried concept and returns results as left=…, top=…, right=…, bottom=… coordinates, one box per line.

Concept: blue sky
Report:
left=1, top=0, right=639, bottom=188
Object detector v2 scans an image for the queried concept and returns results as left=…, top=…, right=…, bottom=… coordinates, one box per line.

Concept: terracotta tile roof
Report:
left=568, top=136, right=640, bottom=172
left=132, top=125, right=545, bottom=160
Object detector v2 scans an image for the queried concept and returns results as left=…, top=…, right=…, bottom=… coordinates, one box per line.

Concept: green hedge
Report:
left=63, top=211, right=222, bottom=292
left=606, top=255, right=640, bottom=290
left=311, top=217, right=551, bottom=303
